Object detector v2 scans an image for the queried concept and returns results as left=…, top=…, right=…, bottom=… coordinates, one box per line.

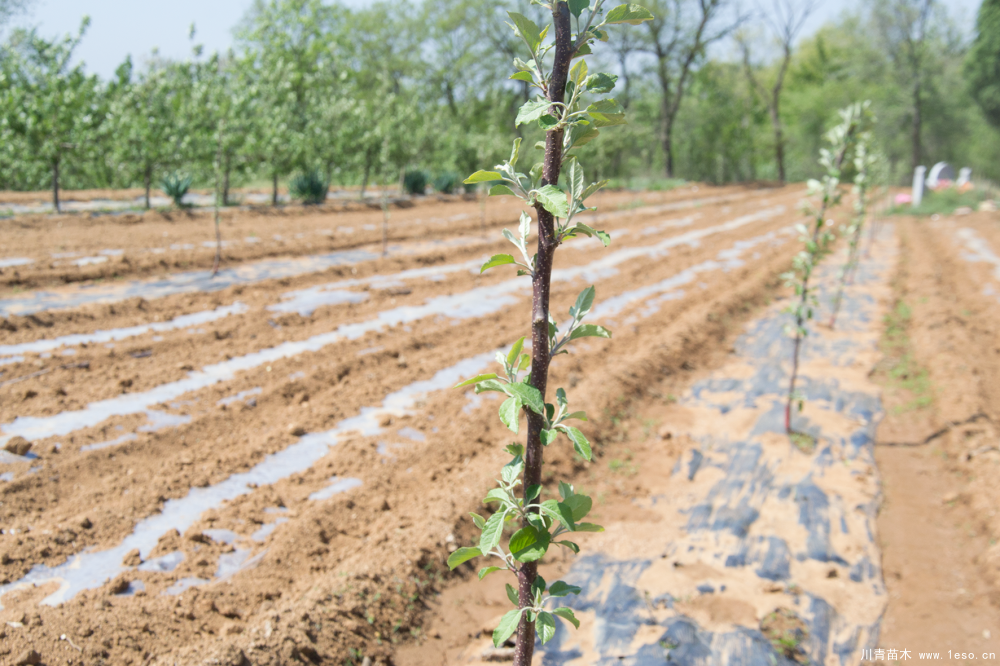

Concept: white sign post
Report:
left=912, top=166, right=926, bottom=208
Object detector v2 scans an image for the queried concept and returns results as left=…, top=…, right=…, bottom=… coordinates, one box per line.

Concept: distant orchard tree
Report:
left=965, top=0, right=1000, bottom=130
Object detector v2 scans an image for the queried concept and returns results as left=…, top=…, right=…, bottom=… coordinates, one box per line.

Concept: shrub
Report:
left=161, top=172, right=192, bottom=208
left=433, top=171, right=460, bottom=194
left=290, top=170, right=329, bottom=204
left=403, top=169, right=428, bottom=195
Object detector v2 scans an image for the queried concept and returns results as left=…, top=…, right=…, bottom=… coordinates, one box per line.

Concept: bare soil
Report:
left=4, top=186, right=997, bottom=666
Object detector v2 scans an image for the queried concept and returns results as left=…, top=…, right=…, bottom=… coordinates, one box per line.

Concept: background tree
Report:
left=737, top=0, right=818, bottom=183
left=965, top=0, right=1000, bottom=131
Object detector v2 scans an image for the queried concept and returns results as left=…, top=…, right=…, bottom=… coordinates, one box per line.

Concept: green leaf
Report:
left=481, top=254, right=516, bottom=274
left=535, top=184, right=569, bottom=218
left=510, top=71, right=533, bottom=83
left=569, top=58, right=588, bottom=86
left=493, top=608, right=522, bottom=648
left=502, top=456, right=524, bottom=485
left=525, top=484, right=542, bottom=500
left=447, top=546, right=482, bottom=570
left=541, top=499, right=577, bottom=530
left=505, top=443, right=524, bottom=457
left=508, top=12, right=542, bottom=51
left=479, top=509, right=507, bottom=552
left=470, top=512, right=486, bottom=529
left=554, top=540, right=580, bottom=553
left=536, top=611, right=557, bottom=644
left=568, top=159, right=585, bottom=201
left=499, top=397, right=521, bottom=433
left=571, top=285, right=595, bottom=319
left=563, top=411, right=588, bottom=422
left=604, top=3, right=654, bottom=24
left=569, top=0, right=589, bottom=17
left=556, top=388, right=568, bottom=409
left=503, top=382, right=545, bottom=415
left=557, top=425, right=593, bottom=460
left=587, top=99, right=627, bottom=127
left=464, top=170, right=503, bottom=184
left=454, top=373, right=499, bottom=389
left=476, top=379, right=507, bottom=394
left=574, top=522, right=604, bottom=532
left=483, top=489, right=509, bottom=506
left=516, top=98, right=551, bottom=126
left=581, top=180, right=609, bottom=202
left=538, top=114, right=560, bottom=131
left=509, top=137, right=522, bottom=167
left=569, top=124, right=600, bottom=148
left=552, top=607, right=581, bottom=629
left=509, top=526, right=551, bottom=562
left=569, top=324, right=612, bottom=341
left=548, top=581, right=582, bottom=597
left=531, top=574, right=547, bottom=600
left=573, top=42, right=593, bottom=58
left=489, top=184, right=515, bottom=196
left=507, top=336, right=526, bottom=367
left=479, top=566, right=503, bottom=580
left=540, top=428, right=558, bottom=446
left=584, top=72, right=618, bottom=94
left=506, top=583, right=519, bottom=606
left=559, top=481, right=574, bottom=500
left=563, top=494, right=593, bottom=521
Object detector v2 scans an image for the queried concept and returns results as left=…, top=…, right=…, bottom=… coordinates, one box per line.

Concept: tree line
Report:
left=0, top=0, right=997, bottom=210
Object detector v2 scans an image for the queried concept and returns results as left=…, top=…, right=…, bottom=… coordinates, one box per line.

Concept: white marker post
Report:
left=912, top=166, right=926, bottom=208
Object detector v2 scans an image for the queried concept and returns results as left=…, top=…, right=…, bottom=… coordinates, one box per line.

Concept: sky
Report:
left=8, top=0, right=984, bottom=80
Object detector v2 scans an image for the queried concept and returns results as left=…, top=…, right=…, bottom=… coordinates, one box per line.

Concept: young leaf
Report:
left=483, top=488, right=508, bottom=504
left=507, top=12, right=542, bottom=51
left=604, top=3, right=655, bottom=24
left=447, top=546, right=483, bottom=570
left=580, top=180, right=609, bottom=202
left=556, top=388, right=568, bottom=408
left=464, top=170, right=503, bottom=184
left=470, top=512, right=487, bottom=529
left=587, top=99, right=626, bottom=127
left=569, top=58, right=588, bottom=86
left=568, top=159, right=585, bottom=201
left=535, top=184, right=569, bottom=218
left=479, top=254, right=516, bottom=274
left=536, top=611, right=557, bottom=644
left=557, top=425, right=593, bottom=460
left=476, top=379, right=508, bottom=394
left=553, top=607, right=581, bottom=629
left=454, top=373, right=499, bottom=389
left=509, top=137, right=522, bottom=167
left=569, top=324, right=612, bottom=341
left=479, top=509, right=507, bottom=553
left=499, top=397, right=522, bottom=433
left=570, top=285, right=596, bottom=319
left=540, top=499, right=577, bottom=530
left=479, top=566, right=503, bottom=580
left=519, top=210, right=531, bottom=242
left=505, top=443, right=524, bottom=457
left=554, top=540, right=580, bottom=553
left=516, top=98, right=551, bottom=126
left=510, top=71, right=533, bottom=83
left=502, top=456, right=524, bottom=484
left=525, top=483, right=542, bottom=500
left=569, top=124, right=600, bottom=148
left=493, top=608, right=523, bottom=648
left=506, top=583, right=519, bottom=606
left=548, top=581, right=583, bottom=597
left=558, top=481, right=574, bottom=500
left=489, top=184, right=515, bottom=196
left=562, top=411, right=588, bottom=422
left=574, top=522, right=605, bottom=532
left=507, top=336, right=526, bottom=367
left=540, top=428, right=558, bottom=446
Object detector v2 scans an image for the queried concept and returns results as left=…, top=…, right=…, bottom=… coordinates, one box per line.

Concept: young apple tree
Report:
left=782, top=101, right=867, bottom=442
left=447, top=3, right=652, bottom=665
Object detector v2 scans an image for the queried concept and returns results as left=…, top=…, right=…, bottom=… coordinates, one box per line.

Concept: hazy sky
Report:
left=10, top=0, right=983, bottom=80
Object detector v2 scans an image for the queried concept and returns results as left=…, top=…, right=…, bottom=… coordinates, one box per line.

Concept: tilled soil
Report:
left=0, top=184, right=815, bottom=665
left=873, top=210, right=1000, bottom=659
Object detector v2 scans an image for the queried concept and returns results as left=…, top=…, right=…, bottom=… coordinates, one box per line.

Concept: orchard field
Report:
left=0, top=181, right=997, bottom=665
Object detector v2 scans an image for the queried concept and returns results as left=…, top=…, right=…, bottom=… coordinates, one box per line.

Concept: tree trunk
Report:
left=223, top=154, right=231, bottom=207
left=360, top=158, right=371, bottom=200
left=144, top=165, right=151, bottom=209
left=52, top=155, right=60, bottom=214
left=662, top=116, right=674, bottom=179
left=272, top=172, right=279, bottom=206
left=771, top=104, right=785, bottom=184
left=911, top=79, right=922, bottom=173
left=513, top=6, right=572, bottom=666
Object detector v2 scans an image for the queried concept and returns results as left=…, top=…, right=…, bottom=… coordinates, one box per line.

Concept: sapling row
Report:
left=829, top=120, right=881, bottom=328
left=446, top=3, right=652, bottom=665
left=782, top=102, right=868, bottom=440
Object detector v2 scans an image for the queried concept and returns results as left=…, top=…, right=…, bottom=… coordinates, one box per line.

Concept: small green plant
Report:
left=402, top=169, right=428, bottom=195
left=887, top=186, right=990, bottom=217
left=433, top=171, right=460, bottom=194
left=290, top=169, right=330, bottom=204
left=161, top=171, right=192, bottom=208
left=782, top=102, right=868, bottom=436
left=829, top=114, right=880, bottom=328
left=445, top=3, right=652, bottom=665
